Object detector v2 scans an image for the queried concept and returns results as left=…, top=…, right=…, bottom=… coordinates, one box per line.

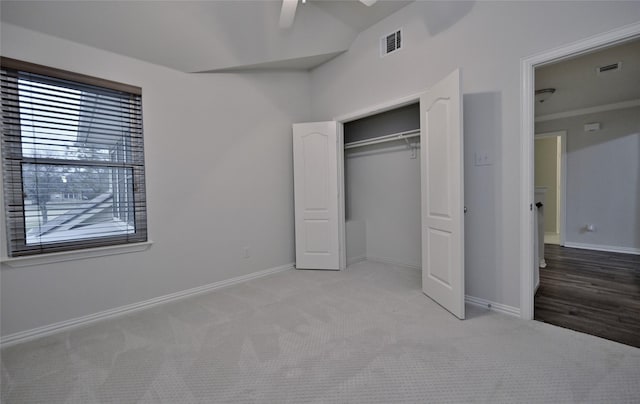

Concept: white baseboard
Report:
left=346, top=255, right=367, bottom=266
left=465, top=295, right=521, bottom=318
left=0, top=263, right=294, bottom=348
left=563, top=242, right=640, bottom=255
left=365, top=255, right=421, bottom=270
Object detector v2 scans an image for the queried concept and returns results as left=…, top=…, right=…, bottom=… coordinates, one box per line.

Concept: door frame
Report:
left=519, top=22, right=640, bottom=320
left=534, top=130, right=566, bottom=246
left=332, top=92, right=424, bottom=270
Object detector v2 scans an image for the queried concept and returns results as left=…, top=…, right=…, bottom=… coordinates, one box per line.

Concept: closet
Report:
left=343, top=103, right=422, bottom=269
left=293, top=69, right=465, bottom=319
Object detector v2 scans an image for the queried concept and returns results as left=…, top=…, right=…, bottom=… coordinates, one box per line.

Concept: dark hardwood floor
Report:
left=534, top=244, right=640, bottom=348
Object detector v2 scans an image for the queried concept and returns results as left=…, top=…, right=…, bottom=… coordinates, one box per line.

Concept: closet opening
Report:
left=294, top=69, right=463, bottom=317
left=341, top=102, right=422, bottom=272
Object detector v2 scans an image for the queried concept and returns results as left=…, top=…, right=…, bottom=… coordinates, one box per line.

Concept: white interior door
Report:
left=293, top=121, right=340, bottom=270
left=420, top=69, right=465, bottom=319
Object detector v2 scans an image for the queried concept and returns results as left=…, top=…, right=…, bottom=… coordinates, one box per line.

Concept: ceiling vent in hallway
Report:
left=381, top=29, right=402, bottom=57
left=596, top=62, right=622, bottom=75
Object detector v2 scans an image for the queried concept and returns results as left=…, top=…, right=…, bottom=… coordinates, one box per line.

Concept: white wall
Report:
left=309, top=1, right=640, bottom=307
left=345, top=143, right=422, bottom=268
left=0, top=24, right=311, bottom=337
left=536, top=107, right=640, bottom=251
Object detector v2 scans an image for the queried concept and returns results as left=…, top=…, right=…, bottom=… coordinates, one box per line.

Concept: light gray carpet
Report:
left=2, top=260, right=639, bottom=403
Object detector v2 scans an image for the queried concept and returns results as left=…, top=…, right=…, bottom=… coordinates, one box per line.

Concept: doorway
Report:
left=336, top=71, right=465, bottom=319
left=534, top=131, right=566, bottom=246
left=331, top=92, right=423, bottom=272
left=521, top=24, right=640, bottom=346
left=292, top=69, right=466, bottom=319
left=520, top=21, right=640, bottom=321
left=341, top=103, right=422, bottom=270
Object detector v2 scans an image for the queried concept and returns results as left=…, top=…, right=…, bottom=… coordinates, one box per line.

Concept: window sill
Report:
left=1, top=241, right=153, bottom=268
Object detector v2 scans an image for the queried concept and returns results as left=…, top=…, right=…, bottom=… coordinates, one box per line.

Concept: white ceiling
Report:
left=535, top=39, right=640, bottom=116
left=311, top=0, right=410, bottom=32
left=0, top=0, right=412, bottom=73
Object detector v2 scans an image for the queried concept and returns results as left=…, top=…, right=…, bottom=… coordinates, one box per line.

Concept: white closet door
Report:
left=293, top=121, right=340, bottom=270
left=420, top=69, right=465, bottom=319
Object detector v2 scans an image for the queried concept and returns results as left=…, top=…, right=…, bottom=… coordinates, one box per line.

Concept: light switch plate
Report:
left=474, top=151, right=492, bottom=166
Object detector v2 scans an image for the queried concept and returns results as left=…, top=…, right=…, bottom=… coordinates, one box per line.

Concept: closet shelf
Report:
left=344, top=129, right=420, bottom=150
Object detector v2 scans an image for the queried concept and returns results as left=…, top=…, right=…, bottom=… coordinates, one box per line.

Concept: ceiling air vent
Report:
left=381, top=29, right=402, bottom=57
left=596, top=62, right=622, bottom=75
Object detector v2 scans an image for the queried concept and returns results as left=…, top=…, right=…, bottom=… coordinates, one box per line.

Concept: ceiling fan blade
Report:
left=360, top=0, right=378, bottom=6
left=279, top=0, right=299, bottom=29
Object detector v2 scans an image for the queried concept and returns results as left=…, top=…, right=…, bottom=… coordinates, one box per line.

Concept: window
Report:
left=1, top=58, right=147, bottom=257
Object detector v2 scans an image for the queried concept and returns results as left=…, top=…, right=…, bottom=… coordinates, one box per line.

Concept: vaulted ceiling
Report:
left=0, top=0, right=413, bottom=73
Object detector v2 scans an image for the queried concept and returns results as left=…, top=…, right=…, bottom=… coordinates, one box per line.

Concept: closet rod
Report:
left=344, top=129, right=420, bottom=150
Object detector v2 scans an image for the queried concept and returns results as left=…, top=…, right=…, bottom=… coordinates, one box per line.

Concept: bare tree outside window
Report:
left=1, top=58, right=147, bottom=257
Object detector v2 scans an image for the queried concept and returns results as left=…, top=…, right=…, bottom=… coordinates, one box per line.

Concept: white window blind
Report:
left=1, top=58, right=147, bottom=257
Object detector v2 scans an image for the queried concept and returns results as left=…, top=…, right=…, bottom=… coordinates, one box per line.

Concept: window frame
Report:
left=1, top=57, right=148, bottom=258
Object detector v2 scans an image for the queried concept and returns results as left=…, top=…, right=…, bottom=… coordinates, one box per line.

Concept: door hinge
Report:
left=464, top=206, right=467, bottom=213
left=530, top=203, right=533, bottom=211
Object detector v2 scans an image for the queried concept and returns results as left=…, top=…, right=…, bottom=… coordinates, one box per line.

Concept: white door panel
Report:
left=293, top=122, right=340, bottom=270
left=421, top=69, right=465, bottom=319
